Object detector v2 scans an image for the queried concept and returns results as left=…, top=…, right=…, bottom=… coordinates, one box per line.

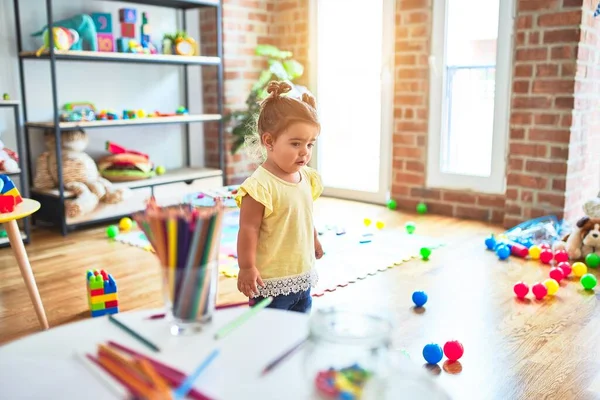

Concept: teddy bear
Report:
left=0, top=139, right=20, bottom=173
left=554, top=193, right=600, bottom=260
left=34, top=129, right=130, bottom=218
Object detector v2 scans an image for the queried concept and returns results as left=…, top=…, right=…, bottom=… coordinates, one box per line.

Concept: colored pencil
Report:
left=173, top=349, right=220, bottom=400
left=108, top=314, right=161, bottom=352
left=146, top=301, right=250, bottom=320
left=214, top=297, right=273, bottom=340
left=261, top=337, right=308, bottom=376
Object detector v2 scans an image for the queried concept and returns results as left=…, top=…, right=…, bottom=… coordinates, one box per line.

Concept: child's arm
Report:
left=314, top=227, right=323, bottom=259
left=237, top=195, right=266, bottom=297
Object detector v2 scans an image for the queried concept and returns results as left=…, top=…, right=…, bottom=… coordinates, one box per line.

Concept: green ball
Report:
left=405, top=221, right=416, bottom=234
left=580, top=273, right=597, bottom=290
left=585, top=253, right=600, bottom=268
left=420, top=247, right=431, bottom=260
left=106, top=225, right=119, bottom=239
left=416, top=202, right=428, bottom=214
left=387, top=199, right=397, bottom=210
left=2, top=93, right=9, bottom=101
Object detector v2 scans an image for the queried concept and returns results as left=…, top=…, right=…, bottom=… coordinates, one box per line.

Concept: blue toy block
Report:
left=105, top=307, right=119, bottom=315
left=104, top=275, right=117, bottom=294
left=91, top=309, right=108, bottom=317
left=119, top=8, right=137, bottom=24
left=116, top=37, right=131, bottom=52
left=0, top=175, right=16, bottom=194
left=91, top=12, right=112, bottom=33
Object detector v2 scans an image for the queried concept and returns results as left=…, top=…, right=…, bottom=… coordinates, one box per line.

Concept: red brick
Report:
left=504, top=217, right=526, bottom=229
left=529, top=128, right=570, bottom=143
left=410, top=188, right=441, bottom=200
left=396, top=54, right=417, bottom=65
left=538, top=10, right=582, bottom=26
left=393, top=160, right=404, bottom=171
left=395, top=95, right=425, bottom=105
left=560, top=114, right=572, bottom=127
left=525, top=160, right=568, bottom=174
left=563, top=0, right=583, bottom=7
left=478, top=195, right=505, bottom=209
left=550, top=146, right=569, bottom=159
left=555, top=96, right=575, bottom=108
left=491, top=210, right=505, bottom=224
left=536, top=64, right=559, bottom=77
left=505, top=203, right=524, bottom=217
left=529, top=32, right=541, bottom=45
left=512, top=97, right=552, bottom=109
left=551, top=45, right=575, bottom=60
left=394, top=147, right=423, bottom=159
left=561, top=62, right=576, bottom=77
left=396, top=121, right=427, bottom=133
left=506, top=173, right=548, bottom=189
left=401, top=0, right=430, bottom=10
left=518, top=0, right=560, bottom=12
left=455, top=206, right=490, bottom=221
left=513, top=81, right=530, bottom=93
left=509, top=143, right=548, bottom=157
left=537, top=192, right=565, bottom=208
left=393, top=134, right=417, bottom=146
left=515, top=65, right=533, bottom=77
left=425, top=202, right=454, bottom=216
left=517, top=15, right=533, bottom=29
left=406, top=161, right=425, bottom=173
left=521, top=190, right=534, bottom=202
left=395, top=172, right=424, bottom=186
left=543, top=28, right=581, bottom=44
left=407, top=11, right=429, bottom=23
left=442, top=192, right=477, bottom=204
left=509, top=158, right=524, bottom=171
left=391, top=186, right=410, bottom=197
left=532, top=79, right=574, bottom=93
left=516, top=48, right=548, bottom=61
left=511, top=112, right=532, bottom=125
left=506, top=188, right=519, bottom=201
left=534, top=114, right=560, bottom=125
left=511, top=128, right=526, bottom=140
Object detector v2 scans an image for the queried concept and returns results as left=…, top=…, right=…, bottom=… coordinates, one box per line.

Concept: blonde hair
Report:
left=244, top=81, right=319, bottom=163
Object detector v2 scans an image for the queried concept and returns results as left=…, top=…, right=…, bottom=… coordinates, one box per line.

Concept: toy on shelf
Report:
left=91, top=12, right=114, bottom=52
left=97, top=141, right=155, bottom=182
left=32, top=14, right=98, bottom=52
left=0, top=139, right=20, bottom=173
left=116, top=8, right=157, bottom=54
left=86, top=269, right=119, bottom=317
left=2, top=93, right=9, bottom=100
left=0, top=175, right=23, bottom=213
left=162, top=31, right=198, bottom=56
left=59, top=102, right=97, bottom=122
left=34, top=27, right=79, bottom=57
left=96, top=109, right=118, bottom=120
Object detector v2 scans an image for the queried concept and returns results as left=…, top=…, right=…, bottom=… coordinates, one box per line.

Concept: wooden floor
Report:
left=1, top=197, right=599, bottom=399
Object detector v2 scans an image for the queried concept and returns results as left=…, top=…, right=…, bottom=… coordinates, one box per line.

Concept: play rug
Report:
left=114, top=213, right=444, bottom=296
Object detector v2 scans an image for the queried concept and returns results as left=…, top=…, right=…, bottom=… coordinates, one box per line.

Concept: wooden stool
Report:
left=0, top=198, right=49, bottom=330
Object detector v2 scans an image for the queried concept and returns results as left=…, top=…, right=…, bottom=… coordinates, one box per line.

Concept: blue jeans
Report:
left=251, top=289, right=312, bottom=314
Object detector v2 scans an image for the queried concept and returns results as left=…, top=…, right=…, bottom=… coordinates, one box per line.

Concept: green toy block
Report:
left=91, top=302, right=105, bottom=311
left=88, top=275, right=104, bottom=290
left=91, top=13, right=112, bottom=34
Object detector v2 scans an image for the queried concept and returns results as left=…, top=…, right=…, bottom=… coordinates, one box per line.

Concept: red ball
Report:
left=540, top=243, right=551, bottom=250
left=443, top=340, right=464, bottom=361
left=558, top=262, right=572, bottom=277
left=513, top=281, right=529, bottom=299
left=549, top=267, right=564, bottom=282
left=554, top=250, right=569, bottom=263
left=540, top=249, right=554, bottom=264
left=532, top=282, right=548, bottom=300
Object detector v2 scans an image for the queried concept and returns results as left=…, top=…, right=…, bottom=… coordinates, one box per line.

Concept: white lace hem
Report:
left=255, top=269, right=319, bottom=298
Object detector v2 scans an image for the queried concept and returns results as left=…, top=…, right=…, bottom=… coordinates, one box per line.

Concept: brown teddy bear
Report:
left=554, top=216, right=600, bottom=260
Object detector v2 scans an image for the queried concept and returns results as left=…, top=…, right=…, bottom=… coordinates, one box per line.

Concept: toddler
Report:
left=234, top=80, right=324, bottom=313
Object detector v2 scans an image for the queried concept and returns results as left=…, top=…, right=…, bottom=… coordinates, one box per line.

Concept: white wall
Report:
left=0, top=0, right=207, bottom=180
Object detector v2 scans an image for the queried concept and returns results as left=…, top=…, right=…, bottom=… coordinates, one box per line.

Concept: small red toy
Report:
left=540, top=249, right=554, bottom=264
left=554, top=250, right=569, bottom=263
left=557, top=262, right=572, bottom=277
left=539, top=243, right=551, bottom=250
left=513, top=282, right=529, bottom=299
left=443, top=340, right=464, bottom=362
left=532, top=282, right=548, bottom=300
left=549, top=267, right=564, bottom=283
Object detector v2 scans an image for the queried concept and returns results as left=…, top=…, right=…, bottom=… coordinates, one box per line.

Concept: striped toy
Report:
left=86, top=269, right=119, bottom=317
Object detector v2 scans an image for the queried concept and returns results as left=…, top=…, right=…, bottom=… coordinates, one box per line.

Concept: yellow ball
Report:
left=375, top=221, right=385, bottom=230
left=363, top=218, right=372, bottom=227
left=529, top=245, right=542, bottom=260
left=572, top=262, right=587, bottom=277
left=543, top=278, right=560, bottom=295
left=119, top=217, right=133, bottom=231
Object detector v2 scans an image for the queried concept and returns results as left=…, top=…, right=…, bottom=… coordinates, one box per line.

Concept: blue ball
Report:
left=412, top=291, right=428, bottom=307
left=422, top=343, right=444, bottom=364
left=496, top=244, right=511, bottom=260
left=484, top=235, right=496, bottom=250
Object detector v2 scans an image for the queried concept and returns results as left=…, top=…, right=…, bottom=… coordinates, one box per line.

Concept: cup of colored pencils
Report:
left=133, top=197, right=225, bottom=335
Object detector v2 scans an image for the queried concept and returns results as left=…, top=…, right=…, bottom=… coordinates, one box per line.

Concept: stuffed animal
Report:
left=555, top=215, right=600, bottom=260
left=34, top=129, right=129, bottom=218
left=0, top=140, right=19, bottom=173
left=584, top=192, right=600, bottom=218
left=31, top=14, right=98, bottom=51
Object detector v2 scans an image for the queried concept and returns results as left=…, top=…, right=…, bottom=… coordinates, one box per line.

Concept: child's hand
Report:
left=237, top=266, right=265, bottom=297
left=315, top=238, right=324, bottom=259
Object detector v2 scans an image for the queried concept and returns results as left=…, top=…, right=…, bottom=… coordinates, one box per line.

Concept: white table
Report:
left=0, top=307, right=450, bottom=400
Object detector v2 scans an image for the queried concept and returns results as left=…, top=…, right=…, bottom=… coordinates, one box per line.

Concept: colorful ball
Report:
left=375, top=221, right=385, bottom=230
left=496, top=244, right=511, bottom=260
left=405, top=222, right=416, bottom=235
left=416, top=202, right=428, bottom=214
left=528, top=245, right=542, bottom=260
left=119, top=217, right=133, bottom=231
left=539, top=243, right=551, bottom=250
left=513, top=281, right=529, bottom=299
left=106, top=225, right=119, bottom=239
left=412, top=291, right=428, bottom=307
left=585, top=253, right=600, bottom=269
left=387, top=199, right=397, bottom=210
left=531, top=282, right=548, bottom=300
left=572, top=262, right=588, bottom=277
left=485, top=235, right=496, bottom=250
left=540, top=249, right=554, bottom=265
left=580, top=273, right=597, bottom=290
left=155, top=165, right=166, bottom=175
left=420, top=247, right=432, bottom=260
left=543, top=278, right=560, bottom=295
left=549, top=267, right=564, bottom=283
left=554, top=250, right=569, bottom=263
left=422, top=343, right=443, bottom=364
left=557, top=262, right=572, bottom=277
left=363, top=218, right=372, bottom=227
left=443, top=340, right=464, bottom=362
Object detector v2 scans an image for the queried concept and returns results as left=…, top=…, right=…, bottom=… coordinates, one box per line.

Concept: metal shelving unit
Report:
left=13, top=0, right=225, bottom=236
left=0, top=100, right=31, bottom=247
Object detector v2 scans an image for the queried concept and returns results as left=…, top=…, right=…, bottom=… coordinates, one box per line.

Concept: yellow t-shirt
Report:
left=235, top=165, right=324, bottom=297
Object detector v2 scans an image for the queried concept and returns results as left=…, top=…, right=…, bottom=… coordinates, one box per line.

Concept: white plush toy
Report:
left=584, top=192, right=600, bottom=218
left=0, top=139, right=20, bottom=173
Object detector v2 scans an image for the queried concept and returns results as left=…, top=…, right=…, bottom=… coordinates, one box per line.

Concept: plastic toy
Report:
left=531, top=282, right=548, bottom=300
left=405, top=221, right=416, bottom=234
left=422, top=343, right=443, bottom=364
left=549, top=267, right=564, bottom=283
left=119, top=8, right=137, bottom=24
left=32, top=14, right=98, bottom=51
left=141, top=12, right=151, bottom=47
left=557, top=261, right=572, bottom=277
left=155, top=166, right=166, bottom=175
left=2, top=93, right=9, bottom=100
left=412, top=290, right=427, bottom=307
left=554, top=250, right=569, bottom=263
left=586, top=253, right=600, bottom=268
left=513, top=282, right=529, bottom=299
left=0, top=139, right=20, bottom=173
left=98, top=141, right=154, bottom=182
left=540, top=249, right=553, bottom=264
left=572, top=262, right=587, bottom=277
left=0, top=175, right=23, bottom=213
left=496, top=244, right=511, bottom=260
left=502, top=215, right=566, bottom=249
left=315, top=364, right=371, bottom=399
left=97, top=33, right=114, bottom=52
left=91, top=12, right=113, bottom=33
left=528, top=245, right=541, bottom=260
left=119, top=217, right=133, bottom=231
left=416, top=202, right=427, bottom=214
left=443, top=341, right=464, bottom=362
left=106, top=225, right=119, bottom=238
left=580, top=273, right=597, bottom=290
left=34, top=27, right=79, bottom=56
left=420, top=247, right=431, bottom=260
left=86, top=269, right=119, bottom=317
left=386, top=199, right=397, bottom=210
left=543, top=278, right=559, bottom=295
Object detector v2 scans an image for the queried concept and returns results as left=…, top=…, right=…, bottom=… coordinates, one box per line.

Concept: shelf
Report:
left=32, top=167, right=223, bottom=198
left=0, top=170, right=22, bottom=177
left=19, top=50, right=221, bottom=66
left=95, top=0, right=219, bottom=9
left=25, top=114, right=221, bottom=130
left=0, top=231, right=27, bottom=249
left=0, top=101, right=21, bottom=107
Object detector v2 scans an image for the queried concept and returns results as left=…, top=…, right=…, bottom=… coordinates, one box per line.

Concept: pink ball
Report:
left=513, top=281, right=529, bottom=299
left=557, top=262, right=572, bottom=277
left=443, top=340, right=464, bottom=361
left=549, top=267, right=564, bottom=282
left=540, top=249, right=554, bottom=264
left=532, top=282, right=548, bottom=300
left=554, top=250, right=569, bottom=263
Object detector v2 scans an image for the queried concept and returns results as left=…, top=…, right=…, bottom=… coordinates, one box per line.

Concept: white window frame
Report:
left=308, top=0, right=395, bottom=205
left=426, top=0, right=515, bottom=194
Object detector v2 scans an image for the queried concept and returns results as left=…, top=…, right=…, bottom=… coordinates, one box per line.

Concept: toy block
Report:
left=120, top=23, right=135, bottom=38
left=97, top=33, right=114, bottom=52
left=105, top=307, right=119, bottom=315
left=87, top=269, right=119, bottom=317
left=90, top=288, right=104, bottom=296
left=90, top=293, right=118, bottom=304
left=116, top=37, right=131, bottom=52
left=105, top=300, right=118, bottom=308
left=91, top=12, right=113, bottom=33
left=104, top=275, right=117, bottom=294
left=91, top=309, right=108, bottom=317
left=88, top=275, right=104, bottom=290
left=119, top=8, right=137, bottom=24
left=0, top=196, right=16, bottom=213
left=0, top=175, right=23, bottom=206
left=91, top=302, right=105, bottom=311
